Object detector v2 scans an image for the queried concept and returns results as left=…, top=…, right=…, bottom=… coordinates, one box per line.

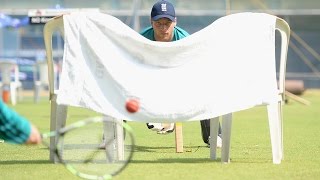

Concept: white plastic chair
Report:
left=209, top=17, right=290, bottom=164
left=44, top=14, right=290, bottom=164
left=44, top=16, right=125, bottom=162
left=43, top=16, right=67, bottom=162
left=0, top=60, right=23, bottom=105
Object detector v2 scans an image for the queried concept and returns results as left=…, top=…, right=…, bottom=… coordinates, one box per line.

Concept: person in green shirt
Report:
left=140, top=1, right=189, bottom=42
left=140, top=0, right=222, bottom=147
left=0, top=99, right=41, bottom=144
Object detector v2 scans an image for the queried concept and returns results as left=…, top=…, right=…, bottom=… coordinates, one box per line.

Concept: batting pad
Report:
left=57, top=12, right=278, bottom=122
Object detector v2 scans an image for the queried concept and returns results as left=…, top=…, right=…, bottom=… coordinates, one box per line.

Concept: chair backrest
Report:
left=275, top=18, right=290, bottom=101
left=43, top=16, right=64, bottom=99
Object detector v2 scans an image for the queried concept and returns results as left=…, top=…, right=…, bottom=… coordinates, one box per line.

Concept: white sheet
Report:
left=57, top=12, right=278, bottom=122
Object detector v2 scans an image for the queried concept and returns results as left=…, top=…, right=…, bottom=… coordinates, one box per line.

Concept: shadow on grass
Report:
left=134, top=145, right=208, bottom=152
left=130, top=158, right=222, bottom=164
left=0, top=160, right=52, bottom=165
left=229, top=158, right=272, bottom=164
left=132, top=146, right=272, bottom=164
left=131, top=145, right=223, bottom=163
left=130, top=157, right=272, bottom=164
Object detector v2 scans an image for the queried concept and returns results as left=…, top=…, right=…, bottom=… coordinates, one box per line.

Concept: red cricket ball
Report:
left=125, top=99, right=139, bottom=113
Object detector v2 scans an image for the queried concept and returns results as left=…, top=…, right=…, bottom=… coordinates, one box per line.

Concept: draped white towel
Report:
left=57, top=12, right=278, bottom=122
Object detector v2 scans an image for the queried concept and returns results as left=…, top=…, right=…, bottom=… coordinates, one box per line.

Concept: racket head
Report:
left=42, top=117, right=135, bottom=180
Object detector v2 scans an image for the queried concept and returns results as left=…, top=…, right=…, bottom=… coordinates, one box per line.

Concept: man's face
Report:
left=151, top=18, right=176, bottom=42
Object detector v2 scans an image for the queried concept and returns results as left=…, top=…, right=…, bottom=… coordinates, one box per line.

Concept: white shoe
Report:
left=217, top=136, right=222, bottom=148
left=147, top=123, right=175, bottom=134
left=157, top=123, right=175, bottom=134
left=207, top=136, right=222, bottom=148
left=146, top=123, right=164, bottom=131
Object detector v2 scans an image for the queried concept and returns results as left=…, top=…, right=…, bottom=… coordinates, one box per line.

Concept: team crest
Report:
left=161, top=3, right=167, bottom=11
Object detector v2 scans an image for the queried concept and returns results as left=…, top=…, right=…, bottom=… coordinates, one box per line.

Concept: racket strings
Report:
left=53, top=119, right=134, bottom=179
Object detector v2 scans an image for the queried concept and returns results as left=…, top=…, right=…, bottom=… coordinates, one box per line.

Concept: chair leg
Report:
left=279, top=102, right=284, bottom=160
left=103, top=116, right=124, bottom=162
left=17, top=85, right=23, bottom=102
left=49, top=94, right=68, bottom=163
left=9, top=82, right=16, bottom=105
left=34, top=82, right=41, bottom=103
left=115, top=118, right=124, bottom=160
left=209, top=117, right=220, bottom=160
left=221, top=113, right=232, bottom=163
left=267, top=102, right=282, bottom=164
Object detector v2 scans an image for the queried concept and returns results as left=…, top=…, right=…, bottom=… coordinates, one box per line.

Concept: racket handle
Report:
left=175, top=123, right=183, bottom=153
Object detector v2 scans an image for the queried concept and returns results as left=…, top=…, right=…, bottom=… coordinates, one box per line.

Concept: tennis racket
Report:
left=41, top=116, right=135, bottom=180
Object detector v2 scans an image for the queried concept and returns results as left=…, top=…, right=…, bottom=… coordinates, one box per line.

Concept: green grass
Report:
left=1, top=90, right=320, bottom=180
